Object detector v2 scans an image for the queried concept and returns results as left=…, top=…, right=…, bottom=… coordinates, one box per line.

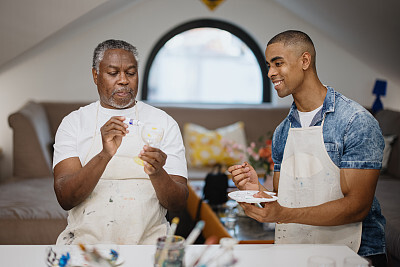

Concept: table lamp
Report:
left=372, top=79, right=387, bottom=114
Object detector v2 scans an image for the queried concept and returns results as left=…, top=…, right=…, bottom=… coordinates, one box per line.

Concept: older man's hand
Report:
left=139, top=145, right=167, bottom=175
left=100, top=116, right=128, bottom=158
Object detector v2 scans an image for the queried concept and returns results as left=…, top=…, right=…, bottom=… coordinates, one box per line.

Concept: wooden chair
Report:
left=186, top=183, right=274, bottom=244
left=186, top=184, right=231, bottom=243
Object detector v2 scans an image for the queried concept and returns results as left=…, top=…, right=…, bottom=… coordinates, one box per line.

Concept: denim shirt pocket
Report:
left=324, top=142, right=340, bottom=167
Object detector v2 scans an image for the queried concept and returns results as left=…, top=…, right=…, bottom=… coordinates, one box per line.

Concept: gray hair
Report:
left=92, top=39, right=139, bottom=72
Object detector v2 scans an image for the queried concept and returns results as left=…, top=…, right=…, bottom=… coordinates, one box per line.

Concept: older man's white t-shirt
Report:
left=53, top=100, right=187, bottom=178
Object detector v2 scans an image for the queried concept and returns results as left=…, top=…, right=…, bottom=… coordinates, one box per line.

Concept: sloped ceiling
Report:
left=0, top=0, right=110, bottom=67
left=272, top=0, right=400, bottom=84
left=0, top=0, right=399, bottom=84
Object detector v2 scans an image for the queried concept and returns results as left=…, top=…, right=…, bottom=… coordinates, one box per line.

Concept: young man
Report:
left=229, top=30, right=386, bottom=266
left=53, top=39, right=188, bottom=245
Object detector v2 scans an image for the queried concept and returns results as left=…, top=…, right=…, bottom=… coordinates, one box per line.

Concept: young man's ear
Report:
left=301, top=52, right=312, bottom=71
left=92, top=68, right=98, bottom=85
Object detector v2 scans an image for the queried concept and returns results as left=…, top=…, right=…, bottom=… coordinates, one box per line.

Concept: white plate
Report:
left=228, top=190, right=278, bottom=203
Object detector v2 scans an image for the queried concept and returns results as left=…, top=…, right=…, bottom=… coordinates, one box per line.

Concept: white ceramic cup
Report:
left=343, top=256, right=371, bottom=267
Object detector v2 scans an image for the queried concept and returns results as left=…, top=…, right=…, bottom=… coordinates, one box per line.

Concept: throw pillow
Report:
left=382, top=135, right=397, bottom=171
left=184, top=121, right=248, bottom=167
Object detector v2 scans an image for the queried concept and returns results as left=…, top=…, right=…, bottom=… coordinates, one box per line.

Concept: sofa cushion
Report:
left=8, top=101, right=53, bottom=178
left=375, top=175, right=400, bottom=261
left=375, top=109, right=400, bottom=179
left=382, top=135, right=397, bottom=172
left=0, top=177, right=67, bottom=244
left=184, top=121, right=247, bottom=167
left=42, top=102, right=89, bottom=137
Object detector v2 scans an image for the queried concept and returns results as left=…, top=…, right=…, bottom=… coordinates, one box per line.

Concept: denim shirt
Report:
left=271, top=86, right=386, bottom=256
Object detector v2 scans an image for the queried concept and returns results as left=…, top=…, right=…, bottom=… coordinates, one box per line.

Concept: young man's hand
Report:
left=228, top=162, right=259, bottom=190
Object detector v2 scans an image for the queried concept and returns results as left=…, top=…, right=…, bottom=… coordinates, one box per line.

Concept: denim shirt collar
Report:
left=288, top=86, right=336, bottom=127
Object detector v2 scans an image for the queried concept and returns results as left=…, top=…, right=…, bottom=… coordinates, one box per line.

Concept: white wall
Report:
left=0, top=0, right=399, bottom=179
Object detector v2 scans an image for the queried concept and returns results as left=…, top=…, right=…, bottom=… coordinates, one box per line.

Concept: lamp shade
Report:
left=373, top=79, right=387, bottom=96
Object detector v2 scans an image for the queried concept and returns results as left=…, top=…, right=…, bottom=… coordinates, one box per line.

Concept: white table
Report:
left=0, top=244, right=362, bottom=267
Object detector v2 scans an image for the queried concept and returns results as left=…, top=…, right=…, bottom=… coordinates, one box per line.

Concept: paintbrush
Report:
left=157, top=217, right=180, bottom=266
left=190, top=235, right=218, bottom=267
left=200, top=238, right=238, bottom=266
left=184, top=220, right=205, bottom=247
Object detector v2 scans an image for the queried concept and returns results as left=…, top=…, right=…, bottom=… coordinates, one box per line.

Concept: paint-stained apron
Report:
left=275, top=118, right=362, bottom=252
left=56, top=105, right=169, bottom=245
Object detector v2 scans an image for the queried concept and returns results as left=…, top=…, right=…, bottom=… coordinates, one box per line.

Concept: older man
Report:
left=53, top=39, right=188, bottom=245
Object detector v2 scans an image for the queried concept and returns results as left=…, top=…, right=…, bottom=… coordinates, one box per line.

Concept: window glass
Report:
left=142, top=19, right=270, bottom=104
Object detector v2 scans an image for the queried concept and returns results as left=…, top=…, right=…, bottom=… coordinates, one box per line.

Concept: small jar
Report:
left=154, top=235, right=185, bottom=267
left=218, top=237, right=238, bottom=266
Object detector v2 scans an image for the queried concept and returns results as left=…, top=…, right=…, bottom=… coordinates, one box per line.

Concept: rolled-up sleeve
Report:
left=340, top=111, right=384, bottom=169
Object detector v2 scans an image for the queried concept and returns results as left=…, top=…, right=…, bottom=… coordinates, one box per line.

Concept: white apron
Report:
left=275, top=118, right=362, bottom=252
left=56, top=104, right=169, bottom=245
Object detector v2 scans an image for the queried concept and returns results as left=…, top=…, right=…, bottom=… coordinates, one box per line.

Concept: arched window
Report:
left=142, top=19, right=270, bottom=104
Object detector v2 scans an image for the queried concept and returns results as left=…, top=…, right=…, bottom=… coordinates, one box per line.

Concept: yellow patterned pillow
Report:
left=184, top=121, right=247, bottom=167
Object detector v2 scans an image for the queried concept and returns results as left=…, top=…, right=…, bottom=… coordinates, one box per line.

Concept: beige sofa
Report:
left=1, top=101, right=399, bottom=266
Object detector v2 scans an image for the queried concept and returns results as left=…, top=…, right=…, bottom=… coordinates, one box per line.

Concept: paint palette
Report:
left=228, top=190, right=278, bottom=203
left=47, top=245, right=124, bottom=266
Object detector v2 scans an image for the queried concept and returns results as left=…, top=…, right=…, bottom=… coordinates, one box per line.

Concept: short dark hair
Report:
left=267, top=30, right=314, bottom=47
left=92, top=39, right=138, bottom=72
left=268, top=30, right=316, bottom=70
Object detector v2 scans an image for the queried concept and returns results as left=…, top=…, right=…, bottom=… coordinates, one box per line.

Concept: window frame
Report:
left=141, top=19, right=271, bottom=104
